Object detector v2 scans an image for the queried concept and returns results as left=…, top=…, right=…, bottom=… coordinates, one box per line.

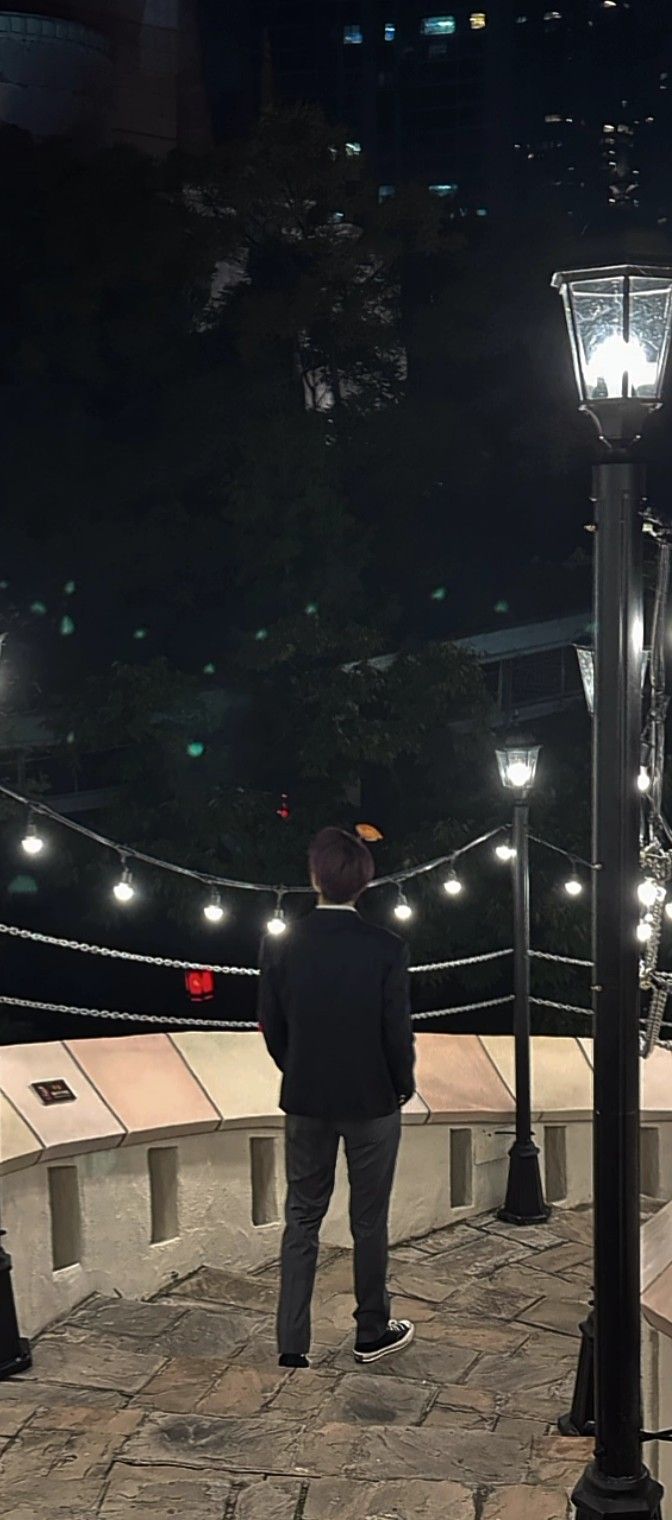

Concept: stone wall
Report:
left=2, top=1031, right=672, bottom=1338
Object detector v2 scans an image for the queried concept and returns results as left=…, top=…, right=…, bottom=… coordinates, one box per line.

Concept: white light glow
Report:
left=665, top=900, right=672, bottom=921
left=638, top=878, right=662, bottom=908
left=507, top=760, right=534, bottom=789
left=495, top=844, right=516, bottom=862
left=394, top=896, right=413, bottom=921
left=638, top=766, right=652, bottom=792
left=267, top=913, right=287, bottom=937
left=113, top=869, right=135, bottom=904
left=585, top=335, right=656, bottom=398
left=21, top=823, right=44, bottom=856
left=637, top=918, right=653, bottom=943
left=204, top=894, right=225, bottom=924
left=564, top=876, right=583, bottom=897
left=443, top=873, right=463, bottom=896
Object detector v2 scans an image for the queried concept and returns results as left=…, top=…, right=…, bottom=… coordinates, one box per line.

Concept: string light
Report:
left=113, top=862, right=135, bottom=905
left=638, top=878, right=664, bottom=909
left=638, top=766, right=651, bottom=792
left=394, top=889, right=413, bottom=922
left=203, top=890, right=225, bottom=924
left=443, top=866, right=463, bottom=897
left=495, top=842, right=516, bottom=862
left=267, top=895, right=287, bottom=936
left=21, top=816, right=44, bottom=857
left=637, top=918, right=653, bottom=943
left=564, top=867, right=583, bottom=897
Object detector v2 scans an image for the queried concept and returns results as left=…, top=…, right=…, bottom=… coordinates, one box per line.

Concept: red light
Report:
left=185, top=969, right=215, bottom=1002
left=276, top=793, right=291, bottom=821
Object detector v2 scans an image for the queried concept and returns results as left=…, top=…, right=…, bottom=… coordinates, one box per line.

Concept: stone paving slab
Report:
left=0, top=1207, right=608, bottom=1519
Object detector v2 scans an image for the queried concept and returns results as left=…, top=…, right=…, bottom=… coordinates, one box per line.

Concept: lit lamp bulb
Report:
left=495, top=843, right=516, bottom=862
left=21, top=818, right=44, bottom=857
left=506, top=759, right=534, bottom=789
left=203, top=891, right=225, bottom=924
left=638, top=878, right=662, bottom=909
left=564, top=872, right=583, bottom=898
left=443, top=868, right=463, bottom=897
left=665, top=900, right=672, bottom=921
left=394, top=890, right=413, bottom=922
left=585, top=335, right=656, bottom=399
left=637, top=917, right=653, bottom=944
left=113, top=864, right=135, bottom=904
left=638, top=766, right=651, bottom=793
left=267, top=899, right=287, bottom=937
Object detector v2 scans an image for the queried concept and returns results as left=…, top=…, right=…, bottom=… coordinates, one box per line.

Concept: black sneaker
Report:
left=354, top=1318, right=415, bottom=1364
left=278, top=1353, right=310, bottom=1368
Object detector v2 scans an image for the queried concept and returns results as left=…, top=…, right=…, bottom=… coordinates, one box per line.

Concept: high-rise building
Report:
left=246, top=0, right=672, bottom=224
left=513, top=0, right=672, bottom=227
left=0, top=0, right=211, bottom=153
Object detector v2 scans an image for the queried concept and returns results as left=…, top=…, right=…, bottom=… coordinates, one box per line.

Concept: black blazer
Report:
left=257, top=908, right=415, bottom=1120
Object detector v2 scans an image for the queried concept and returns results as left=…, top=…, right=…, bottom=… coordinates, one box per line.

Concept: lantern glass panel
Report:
left=575, top=644, right=650, bottom=715
left=556, top=269, right=672, bottom=404
left=495, top=742, right=540, bottom=792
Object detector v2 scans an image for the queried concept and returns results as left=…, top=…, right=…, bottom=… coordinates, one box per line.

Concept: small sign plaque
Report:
left=31, top=1079, right=76, bottom=1106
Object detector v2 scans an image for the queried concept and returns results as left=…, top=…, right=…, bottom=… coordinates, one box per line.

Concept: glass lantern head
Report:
left=575, top=644, right=650, bottom=716
left=495, top=735, right=541, bottom=794
left=551, top=265, right=672, bottom=439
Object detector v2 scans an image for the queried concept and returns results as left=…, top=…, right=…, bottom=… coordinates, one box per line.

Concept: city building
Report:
left=246, top=0, right=672, bottom=223
left=0, top=0, right=211, bottom=153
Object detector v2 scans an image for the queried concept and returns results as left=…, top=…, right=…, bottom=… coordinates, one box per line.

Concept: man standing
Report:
left=258, top=826, right=416, bottom=1369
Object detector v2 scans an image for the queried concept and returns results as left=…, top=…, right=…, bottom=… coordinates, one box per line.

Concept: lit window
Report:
left=476, top=207, right=488, bottom=217
left=343, top=23, right=363, bottom=43
left=345, top=141, right=362, bottom=156
left=384, top=22, right=395, bottom=40
left=543, top=9, right=561, bottom=17
left=470, top=11, right=486, bottom=27
left=545, top=114, right=562, bottom=122
left=515, top=13, right=527, bottom=20
left=603, top=123, right=615, bottom=133
left=378, top=184, right=396, bottom=201
left=421, top=15, right=456, bottom=35
left=429, top=182, right=458, bottom=196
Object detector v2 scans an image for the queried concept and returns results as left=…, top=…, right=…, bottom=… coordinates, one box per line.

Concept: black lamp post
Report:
left=495, top=734, right=550, bottom=1226
left=552, top=262, right=672, bottom=1520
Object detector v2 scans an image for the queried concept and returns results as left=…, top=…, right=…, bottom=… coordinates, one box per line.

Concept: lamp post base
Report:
left=572, top=1462, right=663, bottom=1518
left=558, top=1306, right=594, bottom=1436
left=497, top=1139, right=551, bottom=1226
left=0, top=1339, right=31, bottom=1380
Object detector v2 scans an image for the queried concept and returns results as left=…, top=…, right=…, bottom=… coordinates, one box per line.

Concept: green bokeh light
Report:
left=60, top=615, right=75, bottom=636
left=187, top=741, right=205, bottom=758
left=30, top=601, right=47, bottom=616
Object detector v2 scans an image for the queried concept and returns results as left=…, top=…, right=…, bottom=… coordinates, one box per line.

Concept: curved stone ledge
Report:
left=2, top=1032, right=672, bottom=1339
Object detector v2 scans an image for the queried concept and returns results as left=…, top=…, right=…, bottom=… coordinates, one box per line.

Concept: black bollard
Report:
left=0, top=1232, right=31, bottom=1379
left=558, top=1304, right=594, bottom=1437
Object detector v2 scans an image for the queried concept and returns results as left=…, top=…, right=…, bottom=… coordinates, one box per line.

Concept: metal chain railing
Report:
left=0, top=991, right=514, bottom=1027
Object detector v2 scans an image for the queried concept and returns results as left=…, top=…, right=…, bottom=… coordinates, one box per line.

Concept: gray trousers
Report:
left=277, top=1109, right=401, bottom=1355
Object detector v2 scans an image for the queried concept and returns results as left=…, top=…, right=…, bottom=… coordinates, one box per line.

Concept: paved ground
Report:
left=0, top=1207, right=606, bottom=1519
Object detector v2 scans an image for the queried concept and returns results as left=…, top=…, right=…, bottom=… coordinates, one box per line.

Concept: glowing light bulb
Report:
left=203, top=892, right=225, bottom=924
left=637, top=918, right=653, bottom=943
left=638, top=878, right=660, bottom=909
left=267, top=910, right=287, bottom=937
left=638, top=766, right=651, bottom=792
left=496, top=843, right=516, bottom=862
left=394, top=892, right=413, bottom=922
left=443, top=871, right=463, bottom=897
left=564, top=874, right=583, bottom=897
left=506, top=760, right=533, bottom=789
left=586, top=335, right=657, bottom=399
left=21, top=819, right=44, bottom=857
left=113, top=866, right=135, bottom=904
left=665, top=900, right=672, bottom=921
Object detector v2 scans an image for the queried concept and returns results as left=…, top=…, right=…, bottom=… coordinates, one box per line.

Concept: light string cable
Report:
left=0, top=779, right=509, bottom=900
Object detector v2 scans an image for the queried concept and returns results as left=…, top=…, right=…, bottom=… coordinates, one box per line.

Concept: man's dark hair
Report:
left=309, top=827, right=375, bottom=904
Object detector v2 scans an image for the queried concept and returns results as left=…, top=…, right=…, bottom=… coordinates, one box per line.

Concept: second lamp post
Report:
left=496, top=734, right=551, bottom=1225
